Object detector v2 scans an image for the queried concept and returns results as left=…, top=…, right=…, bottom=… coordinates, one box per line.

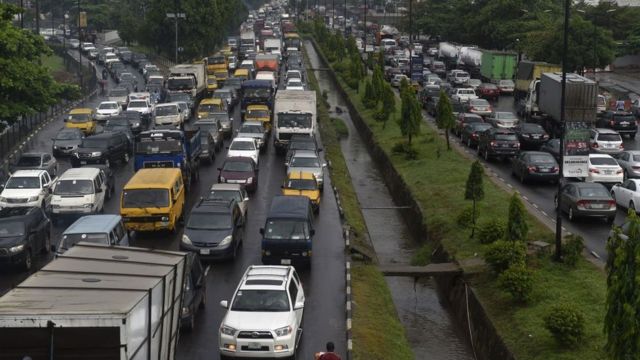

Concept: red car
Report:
left=454, top=113, right=484, bottom=136
left=217, top=157, right=259, bottom=193
left=478, top=83, right=500, bottom=100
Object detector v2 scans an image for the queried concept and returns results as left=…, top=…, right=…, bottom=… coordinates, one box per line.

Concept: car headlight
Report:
left=220, top=176, right=226, bottom=182
left=0, top=197, right=6, bottom=202
left=247, top=177, right=253, bottom=184
left=74, top=152, right=80, bottom=158
left=182, top=234, right=192, bottom=245
left=9, top=244, right=24, bottom=254
left=161, top=216, right=169, bottom=222
left=27, top=196, right=39, bottom=202
left=219, top=235, right=232, bottom=247
left=220, top=325, right=237, bottom=336
left=274, top=325, right=292, bottom=337
left=181, top=306, right=190, bottom=316
left=91, top=151, right=102, bottom=157
left=134, top=122, right=140, bottom=127
left=53, top=145, right=58, bottom=149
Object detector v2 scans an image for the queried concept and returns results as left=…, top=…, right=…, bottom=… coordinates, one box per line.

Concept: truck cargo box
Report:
left=480, top=50, right=517, bottom=82
left=538, top=72, right=598, bottom=123
left=0, top=243, right=188, bottom=360
left=514, top=61, right=561, bottom=98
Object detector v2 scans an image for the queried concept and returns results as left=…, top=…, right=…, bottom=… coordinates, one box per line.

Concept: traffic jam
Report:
left=0, top=2, right=347, bottom=359
left=351, top=21, right=640, bottom=259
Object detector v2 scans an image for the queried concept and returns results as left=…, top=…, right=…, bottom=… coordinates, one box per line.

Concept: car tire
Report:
left=220, top=355, right=231, bottom=360
left=568, top=207, right=575, bottom=222
left=624, top=170, right=629, bottom=181
left=467, top=138, right=472, bottom=148
left=42, top=230, right=51, bottom=254
left=631, top=201, right=636, bottom=213
left=554, top=196, right=559, bottom=210
left=199, top=289, right=206, bottom=309
left=607, top=216, right=616, bottom=224
left=520, top=172, right=526, bottom=184
left=22, top=248, right=32, bottom=271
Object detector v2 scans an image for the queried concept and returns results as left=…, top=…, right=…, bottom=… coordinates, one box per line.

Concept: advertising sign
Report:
left=563, top=122, right=590, bottom=178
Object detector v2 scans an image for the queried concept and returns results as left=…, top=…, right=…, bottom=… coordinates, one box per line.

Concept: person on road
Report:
left=102, top=68, right=108, bottom=81
left=316, top=342, right=341, bottom=360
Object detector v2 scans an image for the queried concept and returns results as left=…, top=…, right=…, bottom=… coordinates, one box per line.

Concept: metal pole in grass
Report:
left=555, top=0, right=570, bottom=261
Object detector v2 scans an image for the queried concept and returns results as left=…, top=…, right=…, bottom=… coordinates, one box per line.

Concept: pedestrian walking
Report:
left=315, top=342, right=342, bottom=360
left=102, top=68, right=108, bottom=81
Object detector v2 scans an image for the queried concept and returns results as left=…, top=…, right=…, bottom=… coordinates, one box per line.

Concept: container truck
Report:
left=537, top=72, right=598, bottom=136
left=514, top=60, right=561, bottom=100
left=479, top=50, right=517, bottom=83
left=274, top=90, right=317, bottom=154
left=264, top=38, right=282, bottom=54
left=167, top=63, right=206, bottom=100
left=0, top=243, right=188, bottom=360
left=134, top=129, right=202, bottom=189
left=438, top=42, right=459, bottom=67
left=255, top=53, right=279, bottom=78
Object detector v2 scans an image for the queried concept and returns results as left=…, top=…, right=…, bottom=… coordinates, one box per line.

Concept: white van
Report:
left=382, top=38, right=397, bottom=51
left=255, top=71, right=276, bottom=90
left=50, top=167, right=107, bottom=219
left=154, top=102, right=182, bottom=127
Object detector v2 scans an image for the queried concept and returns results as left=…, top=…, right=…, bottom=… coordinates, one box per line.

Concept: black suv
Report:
left=596, top=111, right=638, bottom=138
left=477, top=128, right=520, bottom=161
left=71, top=132, right=131, bottom=168
left=0, top=207, right=51, bottom=270
left=179, top=199, right=244, bottom=260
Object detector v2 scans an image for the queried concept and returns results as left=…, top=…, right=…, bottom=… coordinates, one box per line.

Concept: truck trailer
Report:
left=479, top=50, right=517, bottom=83
left=0, top=243, right=188, bottom=360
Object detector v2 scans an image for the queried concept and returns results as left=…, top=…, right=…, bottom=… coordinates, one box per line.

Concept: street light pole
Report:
left=20, top=0, right=23, bottom=29
left=363, top=0, right=367, bottom=49
left=555, top=0, right=570, bottom=261
left=78, top=0, right=83, bottom=91
left=332, top=0, right=334, bottom=29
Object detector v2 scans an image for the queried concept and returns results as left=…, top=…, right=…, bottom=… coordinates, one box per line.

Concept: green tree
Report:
left=605, top=212, right=640, bottom=359
left=398, top=79, right=421, bottom=145
left=375, top=82, right=396, bottom=129
left=0, top=4, right=79, bottom=122
left=371, top=66, right=384, bottom=104
left=435, top=90, right=455, bottom=150
left=362, top=78, right=376, bottom=108
left=465, top=160, right=484, bottom=238
left=506, top=193, right=529, bottom=243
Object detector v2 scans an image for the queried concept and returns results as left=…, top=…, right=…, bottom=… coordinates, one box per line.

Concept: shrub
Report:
left=498, top=265, right=534, bottom=302
left=331, top=117, right=349, bottom=139
left=484, top=240, right=526, bottom=274
left=477, top=219, right=506, bottom=244
left=562, top=234, right=584, bottom=267
left=456, top=206, right=476, bottom=229
left=544, top=303, right=585, bottom=347
left=391, top=141, right=418, bottom=160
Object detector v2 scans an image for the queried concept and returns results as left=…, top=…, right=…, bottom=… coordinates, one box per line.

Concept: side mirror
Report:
left=219, top=300, right=229, bottom=309
left=294, top=301, right=304, bottom=310
left=259, top=228, right=265, bottom=235
left=95, top=188, right=103, bottom=193
left=322, top=163, right=327, bottom=168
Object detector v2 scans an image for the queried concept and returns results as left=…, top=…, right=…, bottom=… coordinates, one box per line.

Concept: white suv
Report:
left=451, top=88, right=479, bottom=103
left=590, top=128, right=624, bottom=155
left=219, top=265, right=305, bottom=359
left=0, top=170, right=53, bottom=209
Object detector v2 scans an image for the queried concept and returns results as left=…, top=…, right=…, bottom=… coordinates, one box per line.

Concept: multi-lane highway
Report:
left=0, top=48, right=346, bottom=359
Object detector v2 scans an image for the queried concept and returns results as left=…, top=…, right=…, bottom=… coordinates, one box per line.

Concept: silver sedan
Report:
left=616, top=150, right=640, bottom=179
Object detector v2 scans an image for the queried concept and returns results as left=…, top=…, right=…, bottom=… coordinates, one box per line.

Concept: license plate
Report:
left=604, top=170, right=613, bottom=175
left=591, top=204, right=605, bottom=209
left=80, top=161, right=87, bottom=165
left=605, top=144, right=614, bottom=148
left=248, top=342, right=262, bottom=350
left=200, top=249, right=210, bottom=255
left=621, top=122, right=629, bottom=126
left=539, top=168, right=550, bottom=172
left=532, top=135, right=541, bottom=139
left=280, top=259, right=291, bottom=265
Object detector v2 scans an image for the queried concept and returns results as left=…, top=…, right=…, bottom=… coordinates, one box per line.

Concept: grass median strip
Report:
left=306, top=33, right=609, bottom=359
left=304, top=46, right=414, bottom=359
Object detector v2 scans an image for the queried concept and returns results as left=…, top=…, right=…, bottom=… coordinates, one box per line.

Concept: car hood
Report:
left=54, top=139, right=82, bottom=147
left=288, top=166, right=322, bottom=177
left=1, top=188, right=42, bottom=198
left=11, top=165, right=44, bottom=172
left=228, top=149, right=257, bottom=159
left=220, top=170, right=253, bottom=180
left=76, top=146, right=105, bottom=154
left=184, top=228, right=232, bottom=244
left=223, top=310, right=292, bottom=332
left=0, top=235, right=25, bottom=248
left=237, top=133, right=264, bottom=140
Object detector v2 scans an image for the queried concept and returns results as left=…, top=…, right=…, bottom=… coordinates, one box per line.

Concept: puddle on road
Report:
left=305, top=41, right=474, bottom=360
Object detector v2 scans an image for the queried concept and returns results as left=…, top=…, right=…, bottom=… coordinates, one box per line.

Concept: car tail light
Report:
left=552, top=166, right=559, bottom=173
left=620, top=143, right=625, bottom=149
left=528, top=166, right=537, bottom=173
left=576, top=200, right=589, bottom=209
left=471, top=133, right=478, bottom=139
left=490, top=140, right=497, bottom=147
left=513, top=142, right=520, bottom=148
left=589, top=167, right=600, bottom=174
left=610, top=120, right=616, bottom=127
left=633, top=166, right=640, bottom=170
left=617, top=168, right=623, bottom=174
left=592, top=143, right=599, bottom=148
left=488, top=106, right=493, bottom=112
left=543, top=134, right=549, bottom=139
left=609, top=200, right=617, bottom=209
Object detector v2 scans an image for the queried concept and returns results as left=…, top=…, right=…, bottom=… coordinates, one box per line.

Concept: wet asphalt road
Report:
left=0, top=48, right=346, bottom=359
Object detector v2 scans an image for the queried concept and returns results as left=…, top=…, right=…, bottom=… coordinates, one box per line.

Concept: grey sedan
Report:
left=236, top=121, right=267, bottom=152
left=11, top=152, right=58, bottom=178
left=616, top=150, right=640, bottom=179
left=554, top=182, right=616, bottom=223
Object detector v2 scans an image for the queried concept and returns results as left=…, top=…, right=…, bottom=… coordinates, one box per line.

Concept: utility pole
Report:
left=20, top=0, right=23, bottom=29
left=77, top=0, right=83, bottom=91
left=555, top=0, right=570, bottom=262
left=332, top=0, right=335, bottom=29
left=167, top=0, right=186, bottom=64
left=344, top=0, right=346, bottom=32
left=35, top=0, right=40, bottom=35
left=363, top=0, right=367, bottom=50
left=409, top=0, right=412, bottom=77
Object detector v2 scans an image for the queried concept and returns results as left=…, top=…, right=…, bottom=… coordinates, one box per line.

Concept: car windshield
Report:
left=128, top=101, right=147, bottom=108
left=61, top=233, right=108, bottom=248
left=136, top=140, right=182, bottom=154
left=223, top=160, right=253, bottom=172
left=68, top=113, right=91, bottom=123
left=598, top=134, right=622, bottom=142
left=499, top=80, right=515, bottom=86
left=5, top=176, right=40, bottom=189
left=529, top=154, right=555, bottom=163
left=482, top=83, right=498, bottom=89
left=456, top=72, right=468, bottom=78
left=463, top=116, right=482, bottom=124
left=156, top=106, right=178, bottom=116
left=230, top=141, right=255, bottom=150
left=495, top=134, right=517, bottom=141
left=194, top=121, right=219, bottom=133
left=496, top=112, right=517, bottom=120
left=291, top=156, right=320, bottom=168
left=245, top=88, right=271, bottom=98
left=286, top=179, right=317, bottom=190
left=521, top=124, right=544, bottom=132
left=614, top=115, right=636, bottom=122
left=187, top=212, right=232, bottom=230
left=56, top=130, right=81, bottom=140
left=231, top=289, right=290, bottom=312
left=208, top=190, right=243, bottom=202
left=200, top=104, right=223, bottom=113
left=168, top=93, right=190, bottom=102
left=81, top=138, right=108, bottom=148
left=109, top=89, right=128, bottom=97
left=99, top=103, right=118, bottom=110
left=470, top=100, right=489, bottom=106
left=207, top=78, right=218, bottom=85
left=247, top=109, right=269, bottom=118
left=0, top=222, right=25, bottom=237
left=278, top=113, right=312, bottom=128
left=591, top=157, right=618, bottom=166
left=16, top=156, right=41, bottom=167
left=264, top=219, right=310, bottom=240
left=239, top=125, right=262, bottom=134
left=122, top=189, right=170, bottom=208
left=167, top=78, right=194, bottom=90
left=577, top=186, right=610, bottom=198
left=54, top=179, right=94, bottom=195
